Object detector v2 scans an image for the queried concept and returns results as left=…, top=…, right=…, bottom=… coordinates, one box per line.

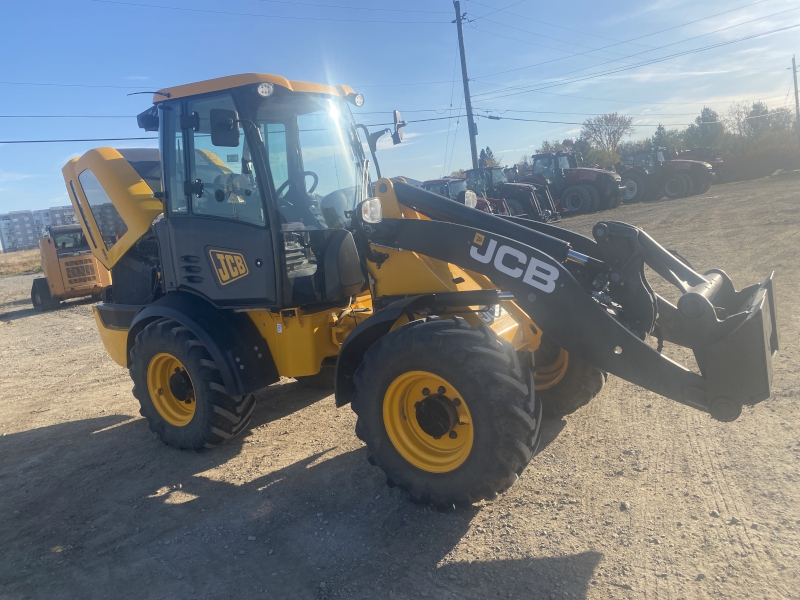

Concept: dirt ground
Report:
left=1, top=176, right=798, bottom=600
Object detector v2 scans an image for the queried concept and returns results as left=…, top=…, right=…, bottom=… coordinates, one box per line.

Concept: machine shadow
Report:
left=0, top=409, right=600, bottom=599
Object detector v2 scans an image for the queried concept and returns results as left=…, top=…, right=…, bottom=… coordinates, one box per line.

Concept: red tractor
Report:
left=465, top=166, right=560, bottom=223
left=674, top=147, right=723, bottom=182
left=616, top=148, right=715, bottom=203
left=520, top=151, right=625, bottom=215
left=421, top=177, right=510, bottom=215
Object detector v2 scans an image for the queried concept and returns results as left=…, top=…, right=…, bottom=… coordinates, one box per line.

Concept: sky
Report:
left=0, top=0, right=798, bottom=212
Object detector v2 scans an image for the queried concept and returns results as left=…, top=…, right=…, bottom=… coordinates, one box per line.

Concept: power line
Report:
left=0, top=80, right=147, bottom=90
left=253, top=0, right=450, bottom=13
left=465, top=0, right=653, bottom=48
left=468, top=0, right=527, bottom=22
left=0, top=115, right=133, bottom=118
left=0, top=137, right=157, bottom=144
left=472, top=0, right=775, bottom=82
left=91, top=0, right=448, bottom=24
left=473, top=23, right=800, bottom=102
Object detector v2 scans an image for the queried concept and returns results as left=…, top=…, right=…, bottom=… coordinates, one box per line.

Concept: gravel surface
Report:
left=1, top=176, right=798, bottom=599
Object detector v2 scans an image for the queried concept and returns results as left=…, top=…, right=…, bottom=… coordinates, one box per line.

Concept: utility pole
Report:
left=792, top=55, right=800, bottom=149
left=453, top=1, right=479, bottom=170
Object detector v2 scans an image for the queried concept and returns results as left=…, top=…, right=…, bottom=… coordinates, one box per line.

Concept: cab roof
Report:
left=153, top=73, right=355, bottom=103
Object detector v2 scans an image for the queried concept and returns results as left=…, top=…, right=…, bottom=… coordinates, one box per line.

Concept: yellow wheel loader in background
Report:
left=62, top=73, right=778, bottom=506
left=31, top=224, right=111, bottom=311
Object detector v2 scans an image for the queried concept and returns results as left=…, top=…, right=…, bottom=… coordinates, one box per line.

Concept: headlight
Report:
left=361, top=197, right=382, bottom=223
left=464, top=190, right=478, bottom=208
left=257, top=82, right=275, bottom=97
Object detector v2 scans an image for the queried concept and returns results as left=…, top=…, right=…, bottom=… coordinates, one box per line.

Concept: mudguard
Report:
left=334, top=295, right=433, bottom=407
left=128, top=292, right=279, bottom=397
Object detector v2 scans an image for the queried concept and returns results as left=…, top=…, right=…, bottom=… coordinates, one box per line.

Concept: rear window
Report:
left=77, top=169, right=128, bottom=250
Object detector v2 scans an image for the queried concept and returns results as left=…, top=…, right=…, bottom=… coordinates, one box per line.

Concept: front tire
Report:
left=31, top=278, right=59, bottom=311
left=562, top=186, right=592, bottom=214
left=351, top=317, right=540, bottom=506
left=130, top=319, right=256, bottom=450
left=621, top=174, right=645, bottom=203
left=678, top=173, right=694, bottom=196
left=662, top=174, right=687, bottom=199
left=534, top=337, right=605, bottom=417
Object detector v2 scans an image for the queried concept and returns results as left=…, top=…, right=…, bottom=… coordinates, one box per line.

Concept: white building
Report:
left=0, top=206, right=77, bottom=252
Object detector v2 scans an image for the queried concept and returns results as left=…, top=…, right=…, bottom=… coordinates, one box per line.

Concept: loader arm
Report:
left=352, top=181, right=778, bottom=422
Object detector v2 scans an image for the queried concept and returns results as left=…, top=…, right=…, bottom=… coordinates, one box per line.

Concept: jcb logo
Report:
left=209, top=249, right=249, bottom=286
left=470, top=232, right=558, bottom=293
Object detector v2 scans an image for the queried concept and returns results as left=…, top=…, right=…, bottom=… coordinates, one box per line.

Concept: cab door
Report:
left=160, top=94, right=277, bottom=308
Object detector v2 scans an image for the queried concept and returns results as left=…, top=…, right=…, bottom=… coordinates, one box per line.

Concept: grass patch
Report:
left=0, top=249, right=42, bottom=278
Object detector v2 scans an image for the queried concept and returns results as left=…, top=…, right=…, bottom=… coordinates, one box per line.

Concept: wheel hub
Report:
left=415, top=394, right=459, bottom=439
left=383, top=371, right=474, bottom=473
left=169, top=369, right=194, bottom=403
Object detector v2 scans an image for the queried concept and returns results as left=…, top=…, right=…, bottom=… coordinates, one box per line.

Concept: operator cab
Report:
left=531, top=152, right=575, bottom=184
left=465, top=167, right=506, bottom=196
left=150, top=76, right=379, bottom=309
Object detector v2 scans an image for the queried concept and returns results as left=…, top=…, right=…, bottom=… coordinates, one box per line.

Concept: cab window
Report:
left=187, top=94, right=265, bottom=227
left=557, top=156, right=571, bottom=170
left=533, top=156, right=554, bottom=180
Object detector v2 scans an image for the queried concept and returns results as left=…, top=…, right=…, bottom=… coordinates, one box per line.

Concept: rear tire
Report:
left=584, top=185, right=601, bottom=212
left=562, top=186, right=592, bottom=214
left=620, top=173, right=646, bottom=203
left=351, top=317, right=540, bottom=506
left=130, top=319, right=255, bottom=450
left=535, top=337, right=605, bottom=418
left=662, top=174, right=687, bottom=199
left=31, top=278, right=59, bottom=311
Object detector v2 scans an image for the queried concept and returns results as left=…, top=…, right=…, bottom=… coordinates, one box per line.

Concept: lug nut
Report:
left=449, top=431, right=458, bottom=439
left=157, top=388, right=164, bottom=395
left=452, top=398, right=461, bottom=406
left=421, top=388, right=430, bottom=396
left=175, top=367, right=181, bottom=373
left=438, top=386, right=446, bottom=395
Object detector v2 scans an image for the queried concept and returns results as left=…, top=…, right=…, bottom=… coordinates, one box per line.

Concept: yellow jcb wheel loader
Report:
left=31, top=224, right=111, bottom=311
left=62, top=73, right=778, bottom=506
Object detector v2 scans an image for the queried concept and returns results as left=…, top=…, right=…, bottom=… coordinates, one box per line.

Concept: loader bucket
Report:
left=367, top=182, right=778, bottom=422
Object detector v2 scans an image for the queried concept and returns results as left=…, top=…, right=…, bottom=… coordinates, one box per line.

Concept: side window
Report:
left=164, top=103, right=187, bottom=214
left=264, top=122, right=289, bottom=193
left=77, top=169, right=128, bottom=249
left=187, top=94, right=264, bottom=226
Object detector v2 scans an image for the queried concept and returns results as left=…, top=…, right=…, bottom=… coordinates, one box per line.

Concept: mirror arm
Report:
left=356, top=124, right=388, bottom=180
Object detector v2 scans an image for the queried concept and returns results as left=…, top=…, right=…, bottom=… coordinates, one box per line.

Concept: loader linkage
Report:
left=359, top=182, right=778, bottom=422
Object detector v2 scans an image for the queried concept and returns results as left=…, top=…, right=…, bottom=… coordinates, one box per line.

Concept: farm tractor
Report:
left=465, top=166, right=560, bottom=223
left=421, top=177, right=510, bottom=216
left=62, top=73, right=778, bottom=506
left=521, top=151, right=624, bottom=215
left=674, top=147, right=723, bottom=181
left=617, top=148, right=715, bottom=203
left=31, top=224, right=111, bottom=311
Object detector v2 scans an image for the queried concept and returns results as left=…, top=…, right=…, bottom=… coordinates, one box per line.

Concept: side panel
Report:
left=39, top=238, right=65, bottom=297
left=92, top=306, right=129, bottom=367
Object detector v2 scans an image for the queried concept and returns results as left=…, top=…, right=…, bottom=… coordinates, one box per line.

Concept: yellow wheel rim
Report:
left=147, top=353, right=196, bottom=427
left=535, top=347, right=569, bottom=390
left=383, top=371, right=473, bottom=473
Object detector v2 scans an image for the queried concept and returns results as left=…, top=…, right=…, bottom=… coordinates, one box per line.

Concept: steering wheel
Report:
left=275, top=171, right=319, bottom=198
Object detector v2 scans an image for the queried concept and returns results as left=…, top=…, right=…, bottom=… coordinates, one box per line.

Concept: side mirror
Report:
left=210, top=108, right=241, bottom=147
left=391, top=110, right=407, bottom=145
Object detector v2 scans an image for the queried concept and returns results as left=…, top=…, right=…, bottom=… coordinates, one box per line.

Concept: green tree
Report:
left=479, top=146, right=500, bottom=167
left=449, top=169, right=466, bottom=178
left=684, top=107, right=724, bottom=148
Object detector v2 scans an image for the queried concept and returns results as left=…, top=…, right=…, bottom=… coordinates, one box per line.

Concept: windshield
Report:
left=466, top=170, right=488, bottom=194
left=448, top=180, right=467, bottom=197
left=490, top=168, right=507, bottom=186
left=657, top=150, right=665, bottom=162
left=533, top=155, right=554, bottom=180
left=53, top=231, right=88, bottom=253
left=255, top=94, right=365, bottom=230
left=557, top=156, right=571, bottom=170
